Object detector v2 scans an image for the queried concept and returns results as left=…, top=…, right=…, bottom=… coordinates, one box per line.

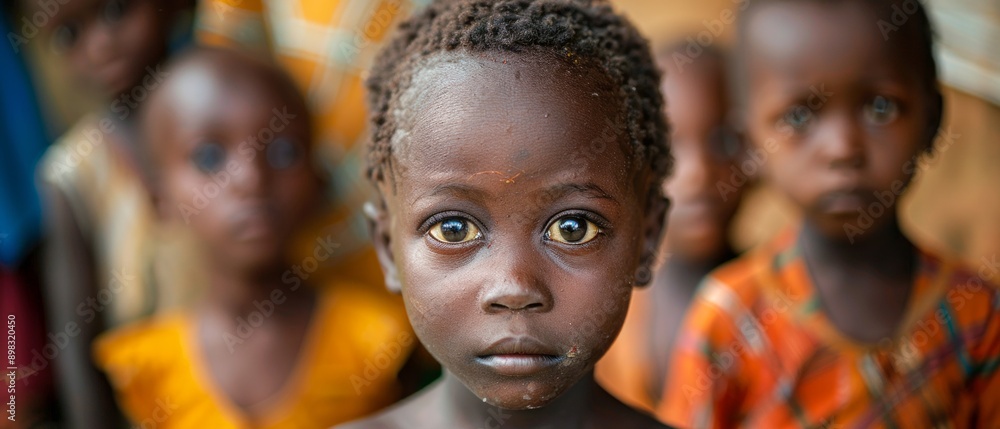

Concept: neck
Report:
left=799, top=215, right=916, bottom=281
left=441, top=371, right=598, bottom=429
left=204, top=263, right=312, bottom=319
left=658, top=244, right=737, bottom=294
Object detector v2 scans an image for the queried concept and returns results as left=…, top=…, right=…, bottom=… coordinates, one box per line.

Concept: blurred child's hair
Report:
left=365, top=0, right=671, bottom=185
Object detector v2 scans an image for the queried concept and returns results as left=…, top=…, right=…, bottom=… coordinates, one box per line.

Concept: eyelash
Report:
left=417, top=210, right=611, bottom=242
left=419, top=211, right=484, bottom=236
left=541, top=210, right=610, bottom=238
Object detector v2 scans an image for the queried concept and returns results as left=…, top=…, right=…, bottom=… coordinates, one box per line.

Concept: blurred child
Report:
left=339, top=1, right=674, bottom=428
left=34, top=0, right=192, bottom=425
left=596, top=44, right=746, bottom=415
left=660, top=0, right=1000, bottom=427
left=92, top=47, right=415, bottom=428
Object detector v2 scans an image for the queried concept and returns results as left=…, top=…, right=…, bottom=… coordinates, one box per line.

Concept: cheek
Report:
left=868, top=125, right=924, bottom=185
left=273, top=171, right=318, bottom=219
left=559, top=278, right=632, bottom=361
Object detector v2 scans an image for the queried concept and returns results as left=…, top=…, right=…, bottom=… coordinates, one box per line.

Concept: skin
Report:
left=743, top=1, right=942, bottom=344
left=343, top=51, right=669, bottom=429
left=639, top=51, right=743, bottom=404
left=660, top=52, right=744, bottom=263
left=42, top=0, right=175, bottom=96
left=38, top=1, right=184, bottom=426
left=143, top=51, right=324, bottom=414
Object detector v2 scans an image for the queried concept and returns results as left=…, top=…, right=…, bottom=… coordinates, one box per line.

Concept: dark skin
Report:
left=144, top=51, right=323, bottom=415
left=38, top=0, right=185, bottom=426
left=743, top=2, right=942, bottom=344
left=641, top=52, right=743, bottom=403
left=343, top=52, right=669, bottom=429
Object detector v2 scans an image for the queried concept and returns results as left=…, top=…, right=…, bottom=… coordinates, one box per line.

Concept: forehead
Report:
left=43, top=0, right=108, bottom=23
left=744, top=1, right=910, bottom=87
left=148, top=56, right=306, bottom=148
left=660, top=57, right=726, bottom=123
left=388, top=51, right=634, bottom=200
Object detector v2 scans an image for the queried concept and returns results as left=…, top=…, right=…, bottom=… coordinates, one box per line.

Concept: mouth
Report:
left=230, top=204, right=280, bottom=241
left=819, top=189, right=872, bottom=215
left=476, top=337, right=565, bottom=377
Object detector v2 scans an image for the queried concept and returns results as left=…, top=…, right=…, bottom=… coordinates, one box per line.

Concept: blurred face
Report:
left=660, top=57, right=743, bottom=261
left=743, top=1, right=936, bottom=241
left=150, top=59, right=319, bottom=272
left=44, top=0, right=171, bottom=96
left=372, top=53, right=665, bottom=410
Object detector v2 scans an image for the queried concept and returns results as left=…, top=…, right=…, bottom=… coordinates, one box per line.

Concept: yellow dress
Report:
left=93, top=283, right=414, bottom=428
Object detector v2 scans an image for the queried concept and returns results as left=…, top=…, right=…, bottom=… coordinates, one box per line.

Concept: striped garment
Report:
left=659, top=229, right=1000, bottom=429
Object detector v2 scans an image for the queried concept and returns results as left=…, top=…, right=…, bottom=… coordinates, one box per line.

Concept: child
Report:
left=34, top=0, right=192, bottom=425
left=340, top=0, right=673, bottom=428
left=92, top=47, right=415, bottom=428
left=659, top=0, right=1000, bottom=428
left=596, top=44, right=746, bottom=415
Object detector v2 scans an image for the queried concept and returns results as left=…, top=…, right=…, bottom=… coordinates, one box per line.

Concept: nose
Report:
left=479, top=256, right=552, bottom=313
left=230, top=154, right=269, bottom=197
left=81, top=22, right=116, bottom=68
left=816, top=110, right=866, bottom=170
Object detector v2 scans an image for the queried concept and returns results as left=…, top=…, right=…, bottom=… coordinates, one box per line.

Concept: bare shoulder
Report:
left=334, top=380, right=444, bottom=429
left=590, top=386, right=673, bottom=429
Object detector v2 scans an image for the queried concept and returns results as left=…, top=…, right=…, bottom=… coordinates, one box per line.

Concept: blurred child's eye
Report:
left=782, top=105, right=814, bottom=132
left=428, top=218, right=481, bottom=244
left=190, top=143, right=227, bottom=173
left=709, top=126, right=743, bottom=161
left=545, top=216, right=600, bottom=245
left=50, top=24, right=79, bottom=53
left=103, top=0, right=128, bottom=24
left=863, top=95, right=899, bottom=126
left=266, top=138, right=301, bottom=170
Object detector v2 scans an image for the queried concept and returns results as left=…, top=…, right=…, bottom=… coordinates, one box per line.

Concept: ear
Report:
left=635, top=179, right=670, bottom=288
left=364, top=199, right=402, bottom=294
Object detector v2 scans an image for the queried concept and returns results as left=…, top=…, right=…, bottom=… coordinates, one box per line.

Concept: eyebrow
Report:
left=413, top=181, right=618, bottom=206
left=542, top=183, right=617, bottom=204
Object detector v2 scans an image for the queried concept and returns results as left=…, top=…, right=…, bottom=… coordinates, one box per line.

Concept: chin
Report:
left=459, top=367, right=584, bottom=410
left=475, top=382, right=565, bottom=410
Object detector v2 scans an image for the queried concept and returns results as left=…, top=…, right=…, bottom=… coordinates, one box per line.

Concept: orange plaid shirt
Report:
left=660, top=229, right=1000, bottom=429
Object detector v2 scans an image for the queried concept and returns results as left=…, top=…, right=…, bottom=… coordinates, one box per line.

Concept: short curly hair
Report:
left=365, top=0, right=670, bottom=186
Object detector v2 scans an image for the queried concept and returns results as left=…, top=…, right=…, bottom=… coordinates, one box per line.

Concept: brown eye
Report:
left=429, top=218, right=480, bottom=243
left=864, top=95, right=899, bottom=126
left=709, top=126, right=743, bottom=162
left=50, top=24, right=79, bottom=53
left=190, top=142, right=226, bottom=173
left=545, top=216, right=600, bottom=245
left=266, top=138, right=301, bottom=170
left=782, top=105, right=814, bottom=132
left=104, top=0, right=128, bottom=24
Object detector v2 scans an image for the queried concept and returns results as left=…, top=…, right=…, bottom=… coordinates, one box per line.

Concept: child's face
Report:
left=44, top=0, right=170, bottom=96
left=660, top=57, right=742, bottom=260
left=149, top=58, right=319, bottom=271
left=371, top=53, right=665, bottom=409
left=743, top=1, right=937, bottom=239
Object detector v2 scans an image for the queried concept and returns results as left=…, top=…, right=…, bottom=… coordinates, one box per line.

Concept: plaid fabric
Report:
left=659, top=229, right=1000, bottom=429
left=195, top=0, right=425, bottom=257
